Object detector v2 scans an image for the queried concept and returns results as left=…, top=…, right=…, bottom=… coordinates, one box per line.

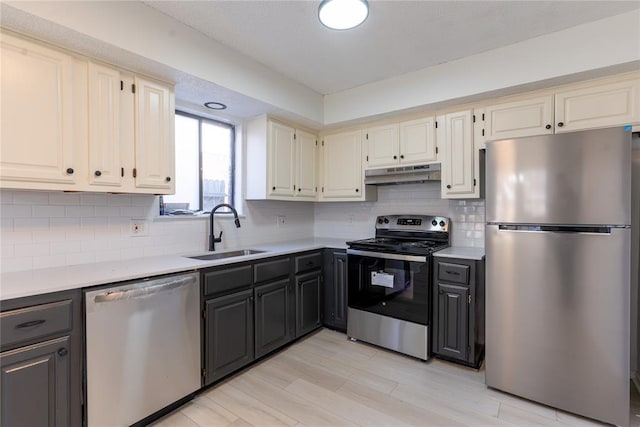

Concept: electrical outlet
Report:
left=130, top=219, right=149, bottom=236
left=277, top=215, right=286, bottom=227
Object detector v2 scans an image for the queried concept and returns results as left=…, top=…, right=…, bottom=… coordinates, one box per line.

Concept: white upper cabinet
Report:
left=88, top=62, right=124, bottom=188
left=364, top=117, right=437, bottom=169
left=319, top=130, right=376, bottom=201
left=365, top=124, right=399, bottom=168
left=0, top=32, right=85, bottom=189
left=0, top=31, right=176, bottom=195
left=133, top=75, right=175, bottom=192
left=554, top=75, right=640, bottom=132
left=483, top=95, right=554, bottom=142
left=267, top=121, right=295, bottom=197
left=295, top=129, right=317, bottom=199
left=246, top=116, right=317, bottom=201
left=399, top=117, right=438, bottom=165
left=438, top=110, right=478, bottom=199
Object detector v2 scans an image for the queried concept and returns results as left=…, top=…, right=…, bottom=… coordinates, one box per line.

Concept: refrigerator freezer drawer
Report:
left=485, top=225, right=630, bottom=426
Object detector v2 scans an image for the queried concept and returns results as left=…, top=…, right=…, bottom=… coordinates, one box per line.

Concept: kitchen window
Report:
left=164, top=112, right=235, bottom=213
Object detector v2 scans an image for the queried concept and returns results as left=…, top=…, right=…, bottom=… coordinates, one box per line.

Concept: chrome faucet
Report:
left=209, top=204, right=241, bottom=251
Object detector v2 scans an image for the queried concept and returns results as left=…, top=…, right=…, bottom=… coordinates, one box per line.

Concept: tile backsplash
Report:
left=314, top=182, right=485, bottom=247
left=1, top=183, right=484, bottom=273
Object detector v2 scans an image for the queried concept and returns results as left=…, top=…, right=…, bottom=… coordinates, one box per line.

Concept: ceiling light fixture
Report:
left=204, top=102, right=227, bottom=110
left=318, top=0, right=369, bottom=30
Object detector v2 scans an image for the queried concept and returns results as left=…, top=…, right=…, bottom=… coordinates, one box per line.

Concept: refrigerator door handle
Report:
left=495, top=225, right=624, bottom=234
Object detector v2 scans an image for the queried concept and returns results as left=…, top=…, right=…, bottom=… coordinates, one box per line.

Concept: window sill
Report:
left=154, top=213, right=246, bottom=222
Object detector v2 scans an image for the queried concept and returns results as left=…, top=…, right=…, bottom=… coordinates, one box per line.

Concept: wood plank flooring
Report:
left=152, top=329, right=640, bottom=427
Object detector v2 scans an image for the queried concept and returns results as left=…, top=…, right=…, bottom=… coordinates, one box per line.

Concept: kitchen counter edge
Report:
left=433, top=247, right=485, bottom=260
left=0, top=238, right=347, bottom=302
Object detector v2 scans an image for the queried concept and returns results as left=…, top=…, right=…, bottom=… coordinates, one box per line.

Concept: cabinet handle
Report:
left=257, top=292, right=262, bottom=298
left=249, top=296, right=254, bottom=302
left=446, top=184, right=452, bottom=189
left=57, top=348, right=68, bottom=357
left=355, top=188, right=359, bottom=193
left=400, top=155, right=404, bottom=159
left=545, top=124, right=551, bottom=130
left=16, top=319, right=46, bottom=329
left=298, top=188, right=301, bottom=192
left=557, top=122, right=564, bottom=127
left=393, top=155, right=397, bottom=159
left=94, top=170, right=102, bottom=177
left=272, top=186, right=276, bottom=191
left=166, top=177, right=171, bottom=182
left=446, top=270, right=460, bottom=275
left=66, top=168, right=74, bottom=175
left=439, top=290, right=444, bottom=295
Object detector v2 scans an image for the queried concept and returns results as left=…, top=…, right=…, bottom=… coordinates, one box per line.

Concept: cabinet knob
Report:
left=393, top=155, right=397, bottom=159
left=355, top=188, right=359, bottom=193
left=94, top=170, right=102, bottom=177
left=57, top=348, right=68, bottom=357
left=439, top=290, right=444, bottom=295
left=545, top=124, right=551, bottom=130
left=400, top=155, right=404, bottom=159
left=557, top=122, right=564, bottom=127
left=298, top=188, right=301, bottom=192
left=272, top=186, right=276, bottom=191
left=446, top=184, right=452, bottom=189
left=166, top=176, right=171, bottom=182
left=66, top=168, right=74, bottom=175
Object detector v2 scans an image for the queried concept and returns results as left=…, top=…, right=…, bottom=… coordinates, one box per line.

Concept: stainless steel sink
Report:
left=186, top=249, right=266, bottom=261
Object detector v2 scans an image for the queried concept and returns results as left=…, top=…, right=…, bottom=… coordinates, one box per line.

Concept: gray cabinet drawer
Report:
left=294, top=252, right=322, bottom=274
left=438, top=262, right=470, bottom=285
left=1, top=300, right=73, bottom=348
left=254, top=258, right=290, bottom=283
left=203, top=264, right=252, bottom=297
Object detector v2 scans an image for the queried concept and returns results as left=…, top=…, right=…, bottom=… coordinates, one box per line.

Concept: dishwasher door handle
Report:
left=93, top=275, right=197, bottom=303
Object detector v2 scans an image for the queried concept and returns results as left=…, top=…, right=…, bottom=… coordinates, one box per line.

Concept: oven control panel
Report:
left=375, top=215, right=450, bottom=232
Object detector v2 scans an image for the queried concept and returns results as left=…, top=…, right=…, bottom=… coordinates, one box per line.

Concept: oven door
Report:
left=347, top=249, right=430, bottom=325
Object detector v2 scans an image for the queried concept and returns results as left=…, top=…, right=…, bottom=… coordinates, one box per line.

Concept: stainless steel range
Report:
left=346, top=214, right=450, bottom=360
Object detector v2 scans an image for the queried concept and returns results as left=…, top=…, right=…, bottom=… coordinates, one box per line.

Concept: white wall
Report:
left=324, top=10, right=640, bottom=124
left=314, top=183, right=485, bottom=248
left=0, top=190, right=315, bottom=273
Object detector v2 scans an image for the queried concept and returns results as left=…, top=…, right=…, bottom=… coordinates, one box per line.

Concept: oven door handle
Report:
left=346, top=249, right=427, bottom=263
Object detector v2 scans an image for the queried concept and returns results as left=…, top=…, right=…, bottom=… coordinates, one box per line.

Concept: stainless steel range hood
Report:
left=364, top=163, right=441, bottom=185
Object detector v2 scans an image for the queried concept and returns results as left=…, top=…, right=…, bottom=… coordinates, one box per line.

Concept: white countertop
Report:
left=434, top=247, right=485, bottom=260
left=0, top=238, right=347, bottom=301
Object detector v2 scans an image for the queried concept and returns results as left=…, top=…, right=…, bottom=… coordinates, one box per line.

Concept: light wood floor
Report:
left=152, top=329, right=640, bottom=427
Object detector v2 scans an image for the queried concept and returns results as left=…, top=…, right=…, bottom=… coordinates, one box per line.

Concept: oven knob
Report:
left=383, top=218, right=389, bottom=224
left=439, top=220, right=445, bottom=227
left=377, top=218, right=384, bottom=224
left=382, top=302, right=386, bottom=306
left=431, top=220, right=438, bottom=226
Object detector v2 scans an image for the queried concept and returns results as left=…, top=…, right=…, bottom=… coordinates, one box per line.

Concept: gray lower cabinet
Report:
left=0, top=290, right=82, bottom=427
left=295, top=271, right=322, bottom=337
left=432, top=256, right=485, bottom=368
left=254, top=278, right=295, bottom=358
left=204, top=289, right=254, bottom=385
left=322, top=249, right=347, bottom=332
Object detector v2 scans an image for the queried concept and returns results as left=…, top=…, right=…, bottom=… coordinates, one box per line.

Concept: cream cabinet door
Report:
left=321, top=130, right=363, bottom=199
left=399, top=117, right=437, bottom=164
left=484, top=95, right=554, bottom=141
left=295, top=129, right=317, bottom=199
left=88, top=62, right=124, bottom=188
left=555, top=77, right=640, bottom=132
left=133, top=76, right=175, bottom=193
left=439, top=110, right=477, bottom=199
left=365, top=124, right=399, bottom=168
left=0, top=33, right=82, bottom=187
left=268, top=121, right=295, bottom=197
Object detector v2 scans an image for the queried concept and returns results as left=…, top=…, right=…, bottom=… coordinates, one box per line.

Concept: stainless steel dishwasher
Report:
left=85, top=272, right=200, bottom=426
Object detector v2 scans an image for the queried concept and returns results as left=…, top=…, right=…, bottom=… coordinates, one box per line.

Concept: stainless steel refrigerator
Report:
left=485, top=127, right=631, bottom=426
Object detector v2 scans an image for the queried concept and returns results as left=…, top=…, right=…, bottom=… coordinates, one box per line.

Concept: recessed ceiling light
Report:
left=318, top=0, right=369, bottom=30
left=204, top=102, right=227, bottom=110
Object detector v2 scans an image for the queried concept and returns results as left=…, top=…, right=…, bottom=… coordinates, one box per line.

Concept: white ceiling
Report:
left=144, top=0, right=640, bottom=95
